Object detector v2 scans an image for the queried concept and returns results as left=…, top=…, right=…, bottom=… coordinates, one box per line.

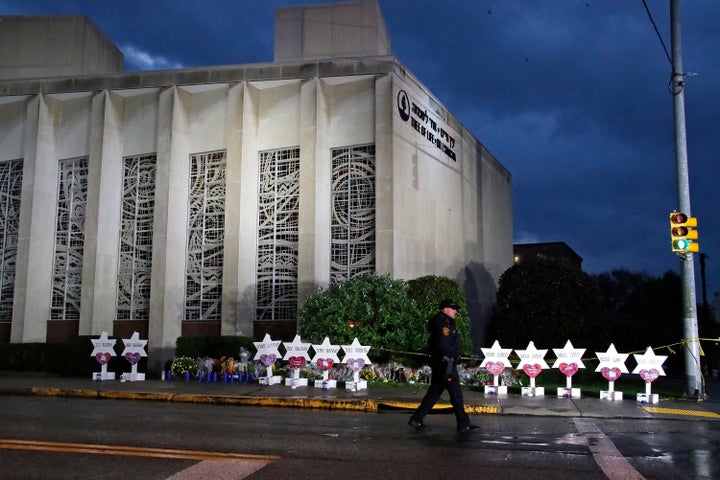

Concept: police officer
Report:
left=408, top=299, right=480, bottom=433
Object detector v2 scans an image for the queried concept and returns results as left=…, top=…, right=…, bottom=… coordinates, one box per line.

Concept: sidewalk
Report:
left=1, top=375, right=719, bottom=421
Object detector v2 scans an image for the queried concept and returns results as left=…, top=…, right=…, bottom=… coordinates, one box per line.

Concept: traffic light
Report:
left=669, top=212, right=699, bottom=253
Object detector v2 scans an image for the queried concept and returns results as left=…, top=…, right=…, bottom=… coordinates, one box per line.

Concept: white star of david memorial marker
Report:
left=515, top=341, right=549, bottom=394
left=120, top=331, right=147, bottom=381
left=253, top=334, right=283, bottom=384
left=551, top=340, right=586, bottom=396
left=595, top=343, right=629, bottom=400
left=341, top=338, right=372, bottom=391
left=283, top=334, right=312, bottom=362
left=632, top=346, right=667, bottom=403
left=311, top=337, right=341, bottom=388
left=282, top=334, right=312, bottom=387
left=480, top=340, right=513, bottom=394
left=90, top=332, right=116, bottom=381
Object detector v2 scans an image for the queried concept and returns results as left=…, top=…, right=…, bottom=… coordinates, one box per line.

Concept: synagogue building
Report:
left=0, top=0, right=512, bottom=370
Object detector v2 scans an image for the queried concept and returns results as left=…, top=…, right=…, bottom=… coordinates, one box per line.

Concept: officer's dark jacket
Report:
left=427, top=311, right=460, bottom=361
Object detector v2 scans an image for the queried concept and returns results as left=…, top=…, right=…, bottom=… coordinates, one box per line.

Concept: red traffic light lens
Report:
left=670, top=213, right=688, bottom=224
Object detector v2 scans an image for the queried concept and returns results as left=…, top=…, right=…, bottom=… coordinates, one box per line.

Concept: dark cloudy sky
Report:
left=3, top=0, right=718, bottom=300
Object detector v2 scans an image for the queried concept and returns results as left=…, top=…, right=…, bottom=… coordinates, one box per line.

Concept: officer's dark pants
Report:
left=410, top=360, right=470, bottom=429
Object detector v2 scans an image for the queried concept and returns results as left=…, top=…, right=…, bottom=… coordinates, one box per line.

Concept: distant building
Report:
left=513, top=242, right=583, bottom=269
left=0, top=0, right=512, bottom=370
left=0, top=15, right=123, bottom=79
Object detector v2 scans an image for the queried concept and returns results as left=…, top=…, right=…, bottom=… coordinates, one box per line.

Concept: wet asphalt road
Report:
left=1, top=395, right=718, bottom=479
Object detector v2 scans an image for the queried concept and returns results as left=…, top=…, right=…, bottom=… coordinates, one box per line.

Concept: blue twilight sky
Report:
left=2, top=0, right=719, bottom=300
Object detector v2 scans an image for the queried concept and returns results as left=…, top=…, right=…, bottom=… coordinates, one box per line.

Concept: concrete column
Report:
left=148, top=86, right=189, bottom=370
left=374, top=74, right=394, bottom=276
left=221, top=83, right=244, bottom=336
left=12, top=95, right=57, bottom=342
left=80, top=90, right=123, bottom=335
left=10, top=95, right=38, bottom=343
left=297, top=78, right=324, bottom=314
left=235, top=83, right=259, bottom=337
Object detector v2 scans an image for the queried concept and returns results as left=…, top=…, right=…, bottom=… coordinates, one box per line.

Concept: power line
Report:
left=641, top=0, right=672, bottom=65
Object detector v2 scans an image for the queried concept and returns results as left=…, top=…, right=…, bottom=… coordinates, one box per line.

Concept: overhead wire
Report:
left=640, top=0, right=672, bottom=65
left=639, top=0, right=691, bottom=95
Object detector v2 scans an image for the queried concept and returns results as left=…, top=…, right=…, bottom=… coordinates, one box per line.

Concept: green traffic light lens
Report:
left=673, top=239, right=690, bottom=251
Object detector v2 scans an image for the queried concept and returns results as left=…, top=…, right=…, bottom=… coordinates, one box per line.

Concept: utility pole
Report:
left=670, top=0, right=703, bottom=399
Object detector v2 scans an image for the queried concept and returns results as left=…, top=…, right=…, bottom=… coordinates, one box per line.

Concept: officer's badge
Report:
left=442, top=326, right=450, bottom=336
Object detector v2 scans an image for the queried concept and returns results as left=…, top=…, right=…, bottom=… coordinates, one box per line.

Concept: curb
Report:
left=376, top=400, right=500, bottom=415
left=4, top=387, right=500, bottom=415
left=10, top=387, right=379, bottom=412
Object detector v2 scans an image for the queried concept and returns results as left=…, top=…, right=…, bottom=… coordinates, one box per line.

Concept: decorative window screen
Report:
left=0, top=159, right=23, bottom=320
left=256, top=147, right=300, bottom=322
left=51, top=157, right=88, bottom=321
left=330, top=144, right=376, bottom=283
left=116, top=154, right=156, bottom=321
left=185, top=150, right=226, bottom=321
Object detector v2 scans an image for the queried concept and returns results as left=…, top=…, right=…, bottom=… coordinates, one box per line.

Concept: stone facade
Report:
left=0, top=1, right=512, bottom=370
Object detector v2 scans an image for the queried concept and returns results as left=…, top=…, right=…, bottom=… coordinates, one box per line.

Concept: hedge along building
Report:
left=0, top=0, right=512, bottom=371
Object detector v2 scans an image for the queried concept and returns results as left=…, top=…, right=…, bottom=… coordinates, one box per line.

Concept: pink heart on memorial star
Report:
left=347, top=358, right=365, bottom=372
left=287, top=356, right=306, bottom=369
left=316, top=358, right=334, bottom=371
left=260, top=354, right=277, bottom=367
left=601, top=366, right=622, bottom=382
left=523, top=363, right=542, bottom=378
left=485, top=361, right=505, bottom=376
left=639, top=368, right=660, bottom=383
left=95, top=352, right=111, bottom=365
left=125, top=352, right=141, bottom=365
left=559, top=362, right=579, bottom=377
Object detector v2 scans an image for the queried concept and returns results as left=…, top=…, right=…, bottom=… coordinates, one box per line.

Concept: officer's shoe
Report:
left=457, top=424, right=480, bottom=433
left=408, top=418, right=425, bottom=431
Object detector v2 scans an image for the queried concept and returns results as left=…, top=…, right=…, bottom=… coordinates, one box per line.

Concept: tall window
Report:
left=51, top=157, right=88, bottom=321
left=256, top=147, right=300, bottom=322
left=117, top=154, right=156, bottom=321
left=185, top=150, right=226, bottom=321
left=330, top=144, right=376, bottom=283
left=0, top=159, right=23, bottom=321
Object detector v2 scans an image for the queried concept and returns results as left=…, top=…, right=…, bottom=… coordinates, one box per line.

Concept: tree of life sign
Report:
left=515, top=341, right=549, bottom=397
left=90, top=332, right=117, bottom=381
left=595, top=343, right=629, bottom=401
left=552, top=340, right=586, bottom=398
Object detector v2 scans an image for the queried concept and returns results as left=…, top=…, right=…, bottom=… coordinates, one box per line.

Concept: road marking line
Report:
left=642, top=406, right=720, bottom=419
left=574, top=418, right=645, bottom=480
left=167, top=460, right=267, bottom=480
left=0, top=439, right=278, bottom=464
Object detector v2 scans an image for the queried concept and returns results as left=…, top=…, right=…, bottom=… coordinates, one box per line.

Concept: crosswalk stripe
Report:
left=574, top=418, right=645, bottom=480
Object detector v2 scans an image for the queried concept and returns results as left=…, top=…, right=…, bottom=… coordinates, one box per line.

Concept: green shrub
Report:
left=298, top=274, right=423, bottom=363
left=0, top=336, right=125, bottom=377
left=407, top=275, right=471, bottom=354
